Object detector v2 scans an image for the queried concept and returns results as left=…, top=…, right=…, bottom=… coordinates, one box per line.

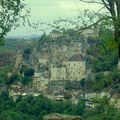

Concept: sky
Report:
left=8, top=0, right=104, bottom=36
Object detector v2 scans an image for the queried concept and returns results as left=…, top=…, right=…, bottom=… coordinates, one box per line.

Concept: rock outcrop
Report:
left=43, top=113, right=82, bottom=120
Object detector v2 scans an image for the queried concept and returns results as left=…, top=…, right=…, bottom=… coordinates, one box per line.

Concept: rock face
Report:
left=43, top=113, right=82, bottom=120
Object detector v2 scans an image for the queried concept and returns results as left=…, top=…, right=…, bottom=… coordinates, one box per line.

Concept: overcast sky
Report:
left=8, top=0, right=104, bottom=36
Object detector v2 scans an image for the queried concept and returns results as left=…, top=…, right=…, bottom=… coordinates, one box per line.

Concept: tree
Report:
left=0, top=0, right=28, bottom=44
left=75, top=100, right=85, bottom=116
left=7, top=73, right=20, bottom=85
left=24, top=68, right=34, bottom=77
left=16, top=101, right=30, bottom=113
left=80, top=78, right=86, bottom=99
left=79, top=0, right=120, bottom=65
left=0, top=66, right=10, bottom=84
left=87, top=35, right=118, bottom=72
left=0, top=110, right=23, bottom=120
left=21, top=76, right=32, bottom=85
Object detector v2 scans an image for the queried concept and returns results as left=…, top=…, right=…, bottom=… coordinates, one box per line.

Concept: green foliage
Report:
left=21, top=76, right=32, bottom=85
left=65, top=81, right=72, bottom=90
left=0, top=66, right=10, bottom=84
left=93, top=73, right=109, bottom=91
left=65, top=81, right=81, bottom=90
left=0, top=91, right=120, bottom=120
left=19, top=65, right=27, bottom=74
left=24, top=68, right=34, bottom=77
left=87, top=36, right=118, bottom=72
left=0, top=39, right=34, bottom=53
left=80, top=78, right=86, bottom=88
left=0, top=110, right=23, bottom=120
left=23, top=48, right=31, bottom=55
left=84, top=28, right=120, bottom=94
left=0, top=0, right=28, bottom=42
left=86, top=27, right=118, bottom=72
left=74, top=100, right=85, bottom=116
left=111, top=70, right=120, bottom=82
left=19, top=67, right=35, bottom=85
left=7, top=73, right=20, bottom=85
left=84, top=96, right=120, bottom=120
left=22, top=48, right=31, bottom=60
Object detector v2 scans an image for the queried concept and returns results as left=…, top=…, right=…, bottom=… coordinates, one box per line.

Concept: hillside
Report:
left=0, top=38, right=37, bottom=67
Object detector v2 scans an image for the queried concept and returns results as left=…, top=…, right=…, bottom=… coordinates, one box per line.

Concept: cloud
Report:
left=8, top=0, right=104, bottom=36
left=59, top=0, right=77, bottom=10
left=26, top=0, right=104, bottom=20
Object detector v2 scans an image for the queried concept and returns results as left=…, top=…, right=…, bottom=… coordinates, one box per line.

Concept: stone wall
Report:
left=43, top=113, right=82, bottom=120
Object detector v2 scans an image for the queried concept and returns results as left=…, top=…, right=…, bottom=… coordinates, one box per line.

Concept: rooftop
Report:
left=69, top=54, right=84, bottom=61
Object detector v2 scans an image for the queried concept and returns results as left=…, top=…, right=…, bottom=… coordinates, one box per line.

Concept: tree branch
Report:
left=84, top=6, right=106, bottom=26
left=77, top=16, right=112, bottom=34
left=80, top=0, right=104, bottom=5
left=101, top=0, right=110, bottom=11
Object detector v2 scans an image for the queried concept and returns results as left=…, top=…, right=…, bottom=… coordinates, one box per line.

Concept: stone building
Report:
left=49, top=30, right=63, bottom=39
left=39, top=58, right=49, bottom=65
left=50, top=64, right=66, bottom=81
left=32, top=73, right=41, bottom=89
left=33, top=73, right=48, bottom=90
left=64, top=54, right=86, bottom=81
left=80, top=27, right=99, bottom=38
left=85, top=100, right=95, bottom=109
